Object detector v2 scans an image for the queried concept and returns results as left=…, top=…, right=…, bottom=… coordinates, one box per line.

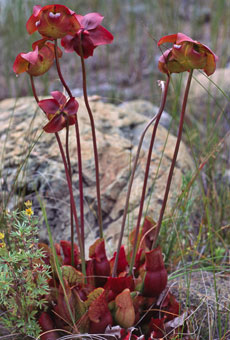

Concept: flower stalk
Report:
left=54, top=39, right=72, bottom=98
left=79, top=36, right=103, bottom=238
left=55, top=132, right=86, bottom=276
left=153, top=70, right=194, bottom=248
left=112, top=77, right=170, bottom=277
left=54, top=39, right=85, bottom=264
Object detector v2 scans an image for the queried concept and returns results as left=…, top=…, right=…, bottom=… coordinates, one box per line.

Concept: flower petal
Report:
left=38, top=98, right=59, bottom=115
left=26, top=14, right=40, bottom=35
left=79, top=35, right=95, bottom=58
left=82, top=13, right=104, bottom=30
left=74, top=14, right=84, bottom=26
left=43, top=114, right=66, bottom=133
left=13, top=53, right=29, bottom=74
left=89, top=25, right=114, bottom=46
left=68, top=115, right=77, bottom=126
left=21, top=46, right=39, bottom=65
left=175, top=32, right=196, bottom=44
left=64, top=97, right=79, bottom=115
left=32, top=37, right=51, bottom=50
left=158, top=49, right=172, bottom=74
left=204, top=52, right=217, bottom=76
left=51, top=91, right=67, bottom=106
left=61, top=35, right=75, bottom=53
left=33, top=5, right=42, bottom=16
left=158, top=34, right=177, bottom=46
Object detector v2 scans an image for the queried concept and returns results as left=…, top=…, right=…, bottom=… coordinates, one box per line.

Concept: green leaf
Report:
left=61, top=265, right=84, bottom=286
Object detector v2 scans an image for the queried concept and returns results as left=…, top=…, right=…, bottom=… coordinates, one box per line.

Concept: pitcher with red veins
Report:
left=158, top=32, right=218, bottom=76
left=13, top=38, right=62, bottom=76
left=26, top=4, right=80, bottom=39
left=38, top=91, right=79, bottom=133
left=61, top=12, right=114, bottom=58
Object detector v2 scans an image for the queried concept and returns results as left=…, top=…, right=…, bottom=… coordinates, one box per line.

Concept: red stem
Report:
left=54, top=40, right=72, bottom=98
left=75, top=121, right=85, bottom=256
left=152, top=70, right=193, bottom=248
left=30, top=75, right=39, bottom=103
left=55, top=132, right=86, bottom=276
left=128, top=76, right=170, bottom=275
left=65, top=122, right=75, bottom=266
left=79, top=39, right=103, bottom=238
left=112, top=77, right=170, bottom=277
left=54, top=40, right=85, bottom=262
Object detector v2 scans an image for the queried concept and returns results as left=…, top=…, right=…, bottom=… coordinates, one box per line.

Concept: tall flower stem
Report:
left=30, top=75, right=86, bottom=274
left=65, top=122, right=74, bottom=266
left=128, top=76, right=170, bottom=275
left=30, top=75, right=39, bottom=103
left=54, top=40, right=85, bottom=262
left=55, top=132, right=86, bottom=277
left=79, top=39, right=103, bottom=238
left=152, top=70, right=193, bottom=248
left=112, top=77, right=170, bottom=277
left=54, top=40, right=72, bottom=98
left=75, top=121, right=85, bottom=255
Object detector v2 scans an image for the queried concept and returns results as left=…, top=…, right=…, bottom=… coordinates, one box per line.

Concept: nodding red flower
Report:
left=158, top=32, right=218, bottom=76
left=61, top=12, right=113, bottom=58
left=13, top=38, right=62, bottom=76
left=142, top=247, right=167, bottom=298
left=26, top=4, right=80, bottom=39
left=38, top=91, right=78, bottom=133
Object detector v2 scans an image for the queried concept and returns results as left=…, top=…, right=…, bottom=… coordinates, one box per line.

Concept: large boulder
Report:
left=0, top=96, right=194, bottom=253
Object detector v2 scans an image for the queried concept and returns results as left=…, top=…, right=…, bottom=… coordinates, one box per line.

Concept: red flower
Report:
left=158, top=32, right=218, bottom=75
left=142, top=247, right=167, bottom=297
left=38, top=91, right=78, bottom=133
left=61, top=12, right=113, bottom=58
left=13, top=38, right=62, bottom=76
left=26, top=4, right=80, bottom=39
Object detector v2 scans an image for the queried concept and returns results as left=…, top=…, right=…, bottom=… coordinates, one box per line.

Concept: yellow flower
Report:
left=25, top=200, right=32, bottom=208
left=25, top=208, right=34, bottom=216
left=0, top=232, right=4, bottom=239
left=0, top=242, right=6, bottom=248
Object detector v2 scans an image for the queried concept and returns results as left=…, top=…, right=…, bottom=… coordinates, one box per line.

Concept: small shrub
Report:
left=0, top=203, right=51, bottom=338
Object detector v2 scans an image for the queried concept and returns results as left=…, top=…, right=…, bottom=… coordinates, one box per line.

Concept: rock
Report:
left=118, top=100, right=172, bottom=129
left=0, top=96, right=194, bottom=254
